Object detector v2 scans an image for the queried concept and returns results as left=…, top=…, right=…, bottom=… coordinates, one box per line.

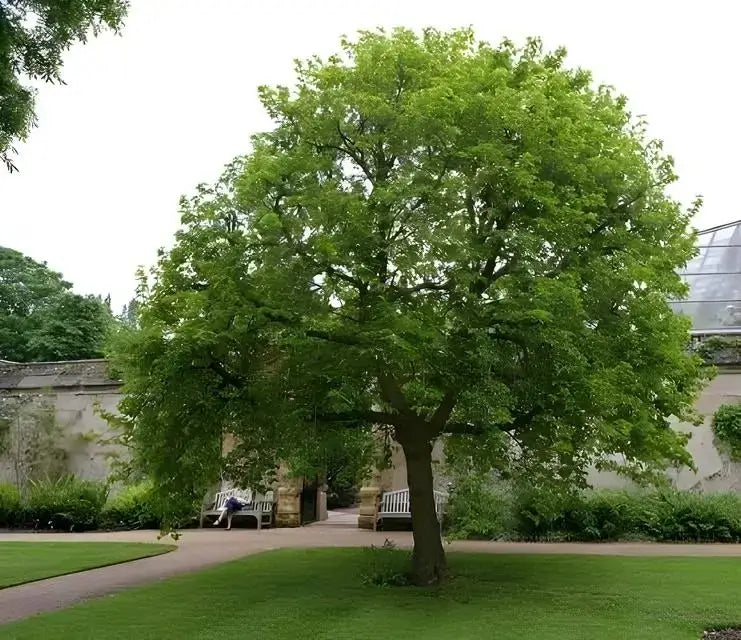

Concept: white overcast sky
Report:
left=0, top=0, right=735, bottom=309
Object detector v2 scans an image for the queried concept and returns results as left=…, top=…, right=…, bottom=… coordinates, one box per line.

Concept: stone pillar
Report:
left=316, top=480, right=328, bottom=522
left=276, top=473, right=302, bottom=527
left=358, top=486, right=381, bottom=529
left=222, top=432, right=237, bottom=456
left=358, top=465, right=383, bottom=530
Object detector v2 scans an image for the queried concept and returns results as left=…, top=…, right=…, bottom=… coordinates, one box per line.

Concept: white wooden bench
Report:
left=201, top=488, right=275, bottom=529
left=376, top=488, right=447, bottom=531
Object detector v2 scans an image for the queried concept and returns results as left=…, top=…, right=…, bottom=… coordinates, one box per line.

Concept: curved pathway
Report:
left=4, top=513, right=741, bottom=624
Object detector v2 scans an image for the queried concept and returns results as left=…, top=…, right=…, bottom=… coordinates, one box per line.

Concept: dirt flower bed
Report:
left=704, top=629, right=741, bottom=639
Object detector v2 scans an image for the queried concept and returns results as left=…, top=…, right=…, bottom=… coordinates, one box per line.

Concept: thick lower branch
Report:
left=429, top=389, right=458, bottom=433
left=315, top=409, right=402, bottom=428
left=390, top=279, right=454, bottom=298
left=208, top=362, right=245, bottom=389
left=443, top=409, right=536, bottom=436
left=377, top=370, right=414, bottom=415
left=305, top=329, right=363, bottom=345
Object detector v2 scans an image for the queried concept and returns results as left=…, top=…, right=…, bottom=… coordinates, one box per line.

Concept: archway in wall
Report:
left=300, top=477, right=318, bottom=524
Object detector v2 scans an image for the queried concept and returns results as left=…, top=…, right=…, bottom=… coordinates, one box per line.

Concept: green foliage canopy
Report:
left=0, top=246, right=111, bottom=361
left=0, top=0, right=128, bottom=170
left=110, top=28, right=707, bottom=583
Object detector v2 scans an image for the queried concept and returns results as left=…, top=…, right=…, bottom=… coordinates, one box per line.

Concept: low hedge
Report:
left=447, top=483, right=741, bottom=543
left=0, top=484, right=21, bottom=528
left=445, top=476, right=514, bottom=540
left=25, top=476, right=108, bottom=531
left=100, top=482, right=161, bottom=530
left=0, top=477, right=198, bottom=532
left=100, top=482, right=200, bottom=531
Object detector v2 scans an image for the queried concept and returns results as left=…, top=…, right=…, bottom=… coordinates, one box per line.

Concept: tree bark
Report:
left=400, top=436, right=446, bottom=585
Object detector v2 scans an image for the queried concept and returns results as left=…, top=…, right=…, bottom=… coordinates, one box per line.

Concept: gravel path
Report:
left=4, top=517, right=741, bottom=624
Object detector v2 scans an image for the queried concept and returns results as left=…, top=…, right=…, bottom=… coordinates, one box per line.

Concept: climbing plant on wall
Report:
left=695, top=336, right=741, bottom=365
left=712, top=403, right=741, bottom=462
left=0, top=394, right=67, bottom=491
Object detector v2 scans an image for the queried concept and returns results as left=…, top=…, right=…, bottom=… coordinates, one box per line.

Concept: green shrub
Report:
left=446, top=477, right=513, bottom=540
left=450, top=483, right=741, bottom=543
left=646, top=491, right=741, bottom=542
left=100, top=482, right=160, bottom=530
left=360, top=539, right=411, bottom=586
left=327, top=485, right=358, bottom=510
left=512, top=486, right=583, bottom=541
left=563, top=490, right=655, bottom=541
left=100, top=481, right=200, bottom=531
left=0, top=484, right=21, bottom=527
left=514, top=488, right=741, bottom=542
left=513, top=488, right=657, bottom=541
left=25, top=476, right=108, bottom=531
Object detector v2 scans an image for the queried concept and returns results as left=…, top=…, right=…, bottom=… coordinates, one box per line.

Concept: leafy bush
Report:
left=360, top=539, right=411, bottom=586
left=100, top=481, right=201, bottom=531
left=512, top=486, right=583, bottom=541
left=515, top=488, right=741, bottom=542
left=523, top=489, right=654, bottom=542
left=0, top=484, right=21, bottom=527
left=448, top=482, right=741, bottom=543
left=570, top=490, right=655, bottom=541
left=327, top=485, right=358, bottom=510
left=647, top=491, right=741, bottom=542
left=25, top=475, right=108, bottom=531
left=446, top=476, right=513, bottom=540
left=100, top=482, right=160, bottom=530
left=712, top=403, right=741, bottom=461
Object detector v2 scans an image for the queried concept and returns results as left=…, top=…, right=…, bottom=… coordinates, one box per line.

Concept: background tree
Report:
left=0, top=0, right=128, bottom=171
left=282, top=427, right=377, bottom=509
left=0, top=246, right=111, bottom=361
left=118, top=297, right=140, bottom=329
left=109, top=29, right=708, bottom=585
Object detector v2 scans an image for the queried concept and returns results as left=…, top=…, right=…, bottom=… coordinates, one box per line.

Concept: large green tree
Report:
left=0, top=0, right=128, bottom=171
left=109, top=29, right=707, bottom=584
left=0, top=246, right=111, bottom=361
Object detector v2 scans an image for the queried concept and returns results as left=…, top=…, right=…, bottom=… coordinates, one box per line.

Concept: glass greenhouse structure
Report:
left=672, top=220, right=741, bottom=335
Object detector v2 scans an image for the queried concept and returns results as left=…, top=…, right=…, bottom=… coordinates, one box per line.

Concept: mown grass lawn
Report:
left=0, top=542, right=173, bottom=589
left=4, top=548, right=741, bottom=639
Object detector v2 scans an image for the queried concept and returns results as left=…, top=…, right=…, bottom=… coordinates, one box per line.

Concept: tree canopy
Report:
left=109, top=28, right=708, bottom=585
left=0, top=246, right=111, bottom=361
left=0, top=0, right=128, bottom=171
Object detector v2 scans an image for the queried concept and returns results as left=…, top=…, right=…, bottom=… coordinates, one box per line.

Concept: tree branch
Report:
left=543, top=191, right=649, bottom=278
left=269, top=197, right=367, bottom=291
left=322, top=262, right=366, bottom=290
left=466, top=199, right=516, bottom=295
left=442, top=409, right=536, bottom=437
left=429, top=389, right=458, bottom=433
left=443, top=421, right=484, bottom=436
left=305, top=329, right=363, bottom=345
left=471, top=257, right=516, bottom=294
left=240, top=290, right=365, bottom=346
left=334, top=123, right=376, bottom=185
left=377, top=370, right=414, bottom=415
left=390, top=279, right=454, bottom=298
left=315, top=409, right=401, bottom=428
left=208, top=361, right=245, bottom=388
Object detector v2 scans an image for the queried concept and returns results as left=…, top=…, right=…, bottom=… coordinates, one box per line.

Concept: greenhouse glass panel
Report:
left=674, top=221, right=741, bottom=332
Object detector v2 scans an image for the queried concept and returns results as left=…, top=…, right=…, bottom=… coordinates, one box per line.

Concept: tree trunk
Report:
left=401, top=437, right=446, bottom=585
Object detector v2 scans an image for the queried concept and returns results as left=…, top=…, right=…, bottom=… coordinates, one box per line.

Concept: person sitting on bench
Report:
left=213, top=495, right=249, bottom=530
